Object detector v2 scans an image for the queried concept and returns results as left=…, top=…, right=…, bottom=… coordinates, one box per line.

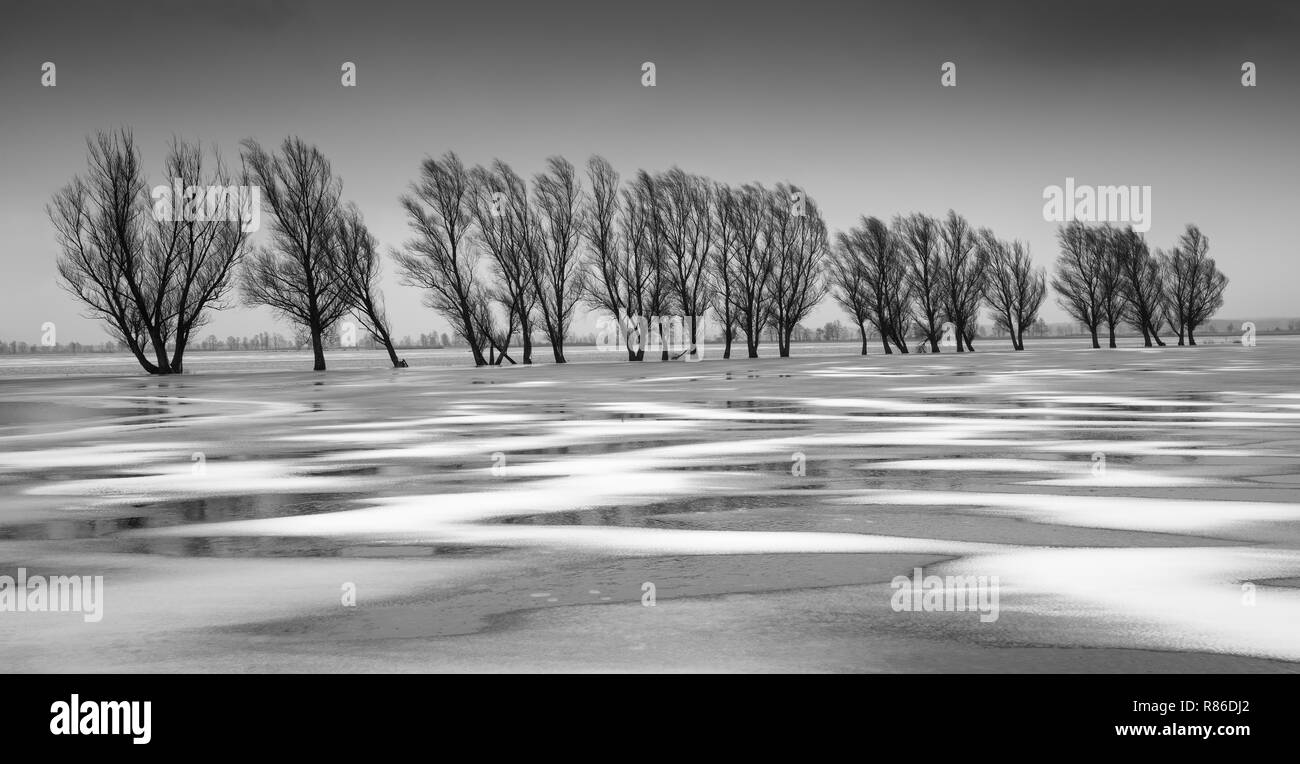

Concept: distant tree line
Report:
left=47, top=130, right=1235, bottom=374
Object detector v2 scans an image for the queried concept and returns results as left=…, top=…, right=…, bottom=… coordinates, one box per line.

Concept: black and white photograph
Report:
left=0, top=0, right=1296, bottom=745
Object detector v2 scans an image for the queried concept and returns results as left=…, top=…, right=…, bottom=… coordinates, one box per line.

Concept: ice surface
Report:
left=1, top=337, right=1298, bottom=671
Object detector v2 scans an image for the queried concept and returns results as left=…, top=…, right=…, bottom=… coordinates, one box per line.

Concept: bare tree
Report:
left=158, top=140, right=254, bottom=372
left=980, top=231, right=1046, bottom=350
left=1052, top=221, right=1106, bottom=348
left=635, top=171, right=674, bottom=361
left=836, top=216, right=911, bottom=354
left=828, top=230, right=872, bottom=355
left=529, top=156, right=585, bottom=363
left=581, top=155, right=628, bottom=358
left=897, top=213, right=945, bottom=352
left=393, top=151, right=488, bottom=366
left=1094, top=225, right=1129, bottom=348
left=470, top=289, right=518, bottom=365
left=332, top=204, right=404, bottom=367
left=659, top=167, right=715, bottom=359
left=584, top=157, right=677, bottom=363
left=240, top=137, right=348, bottom=371
left=1114, top=226, right=1166, bottom=346
left=768, top=184, right=829, bottom=357
left=877, top=224, right=914, bottom=353
left=1164, top=225, right=1228, bottom=345
left=938, top=210, right=987, bottom=352
left=731, top=184, right=775, bottom=358
left=616, top=170, right=664, bottom=361
left=50, top=130, right=251, bottom=374
left=708, top=183, right=742, bottom=359
left=469, top=160, right=537, bottom=363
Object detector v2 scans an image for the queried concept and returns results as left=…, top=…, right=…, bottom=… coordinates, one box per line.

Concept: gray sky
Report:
left=2, top=0, right=1297, bottom=345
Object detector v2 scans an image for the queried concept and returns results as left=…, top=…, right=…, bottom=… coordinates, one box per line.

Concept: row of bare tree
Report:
left=1052, top=222, right=1228, bottom=347
left=829, top=211, right=1049, bottom=353
left=393, top=153, right=830, bottom=365
left=50, top=131, right=1231, bottom=374
left=51, top=133, right=832, bottom=372
left=50, top=131, right=402, bottom=373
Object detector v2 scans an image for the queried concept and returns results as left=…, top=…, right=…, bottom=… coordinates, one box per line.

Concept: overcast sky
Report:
left=2, top=0, right=1297, bottom=345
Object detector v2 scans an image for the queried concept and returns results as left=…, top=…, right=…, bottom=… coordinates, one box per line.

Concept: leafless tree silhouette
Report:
left=1052, top=221, right=1106, bottom=348
left=240, top=137, right=348, bottom=371
left=581, top=155, right=629, bottom=358
left=529, top=156, right=585, bottom=363
left=51, top=130, right=251, bottom=374
left=980, top=231, right=1046, bottom=350
left=1094, top=225, right=1129, bottom=348
left=768, top=184, right=829, bottom=358
left=1114, top=226, right=1166, bottom=347
left=659, top=167, right=715, bottom=360
left=332, top=204, right=404, bottom=367
left=1163, top=225, right=1228, bottom=345
left=469, top=160, right=538, bottom=363
left=835, top=216, right=911, bottom=354
left=708, top=184, right=742, bottom=359
left=729, top=184, right=774, bottom=358
left=828, top=229, right=872, bottom=355
left=897, top=213, right=945, bottom=353
left=393, top=151, right=488, bottom=366
left=938, top=210, right=986, bottom=352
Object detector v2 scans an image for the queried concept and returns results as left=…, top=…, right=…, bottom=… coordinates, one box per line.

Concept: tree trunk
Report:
left=723, top=329, right=733, bottom=360
left=127, top=340, right=162, bottom=375
left=1187, top=325, right=1197, bottom=346
left=1148, top=321, right=1165, bottom=346
left=147, top=326, right=172, bottom=374
left=310, top=327, right=326, bottom=371
left=1108, top=322, right=1118, bottom=348
left=1090, top=326, right=1100, bottom=349
left=169, top=327, right=192, bottom=373
left=625, top=319, right=639, bottom=361
left=383, top=341, right=401, bottom=367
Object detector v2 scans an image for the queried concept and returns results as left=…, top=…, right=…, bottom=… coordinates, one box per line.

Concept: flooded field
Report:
left=1, top=338, right=1298, bottom=672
